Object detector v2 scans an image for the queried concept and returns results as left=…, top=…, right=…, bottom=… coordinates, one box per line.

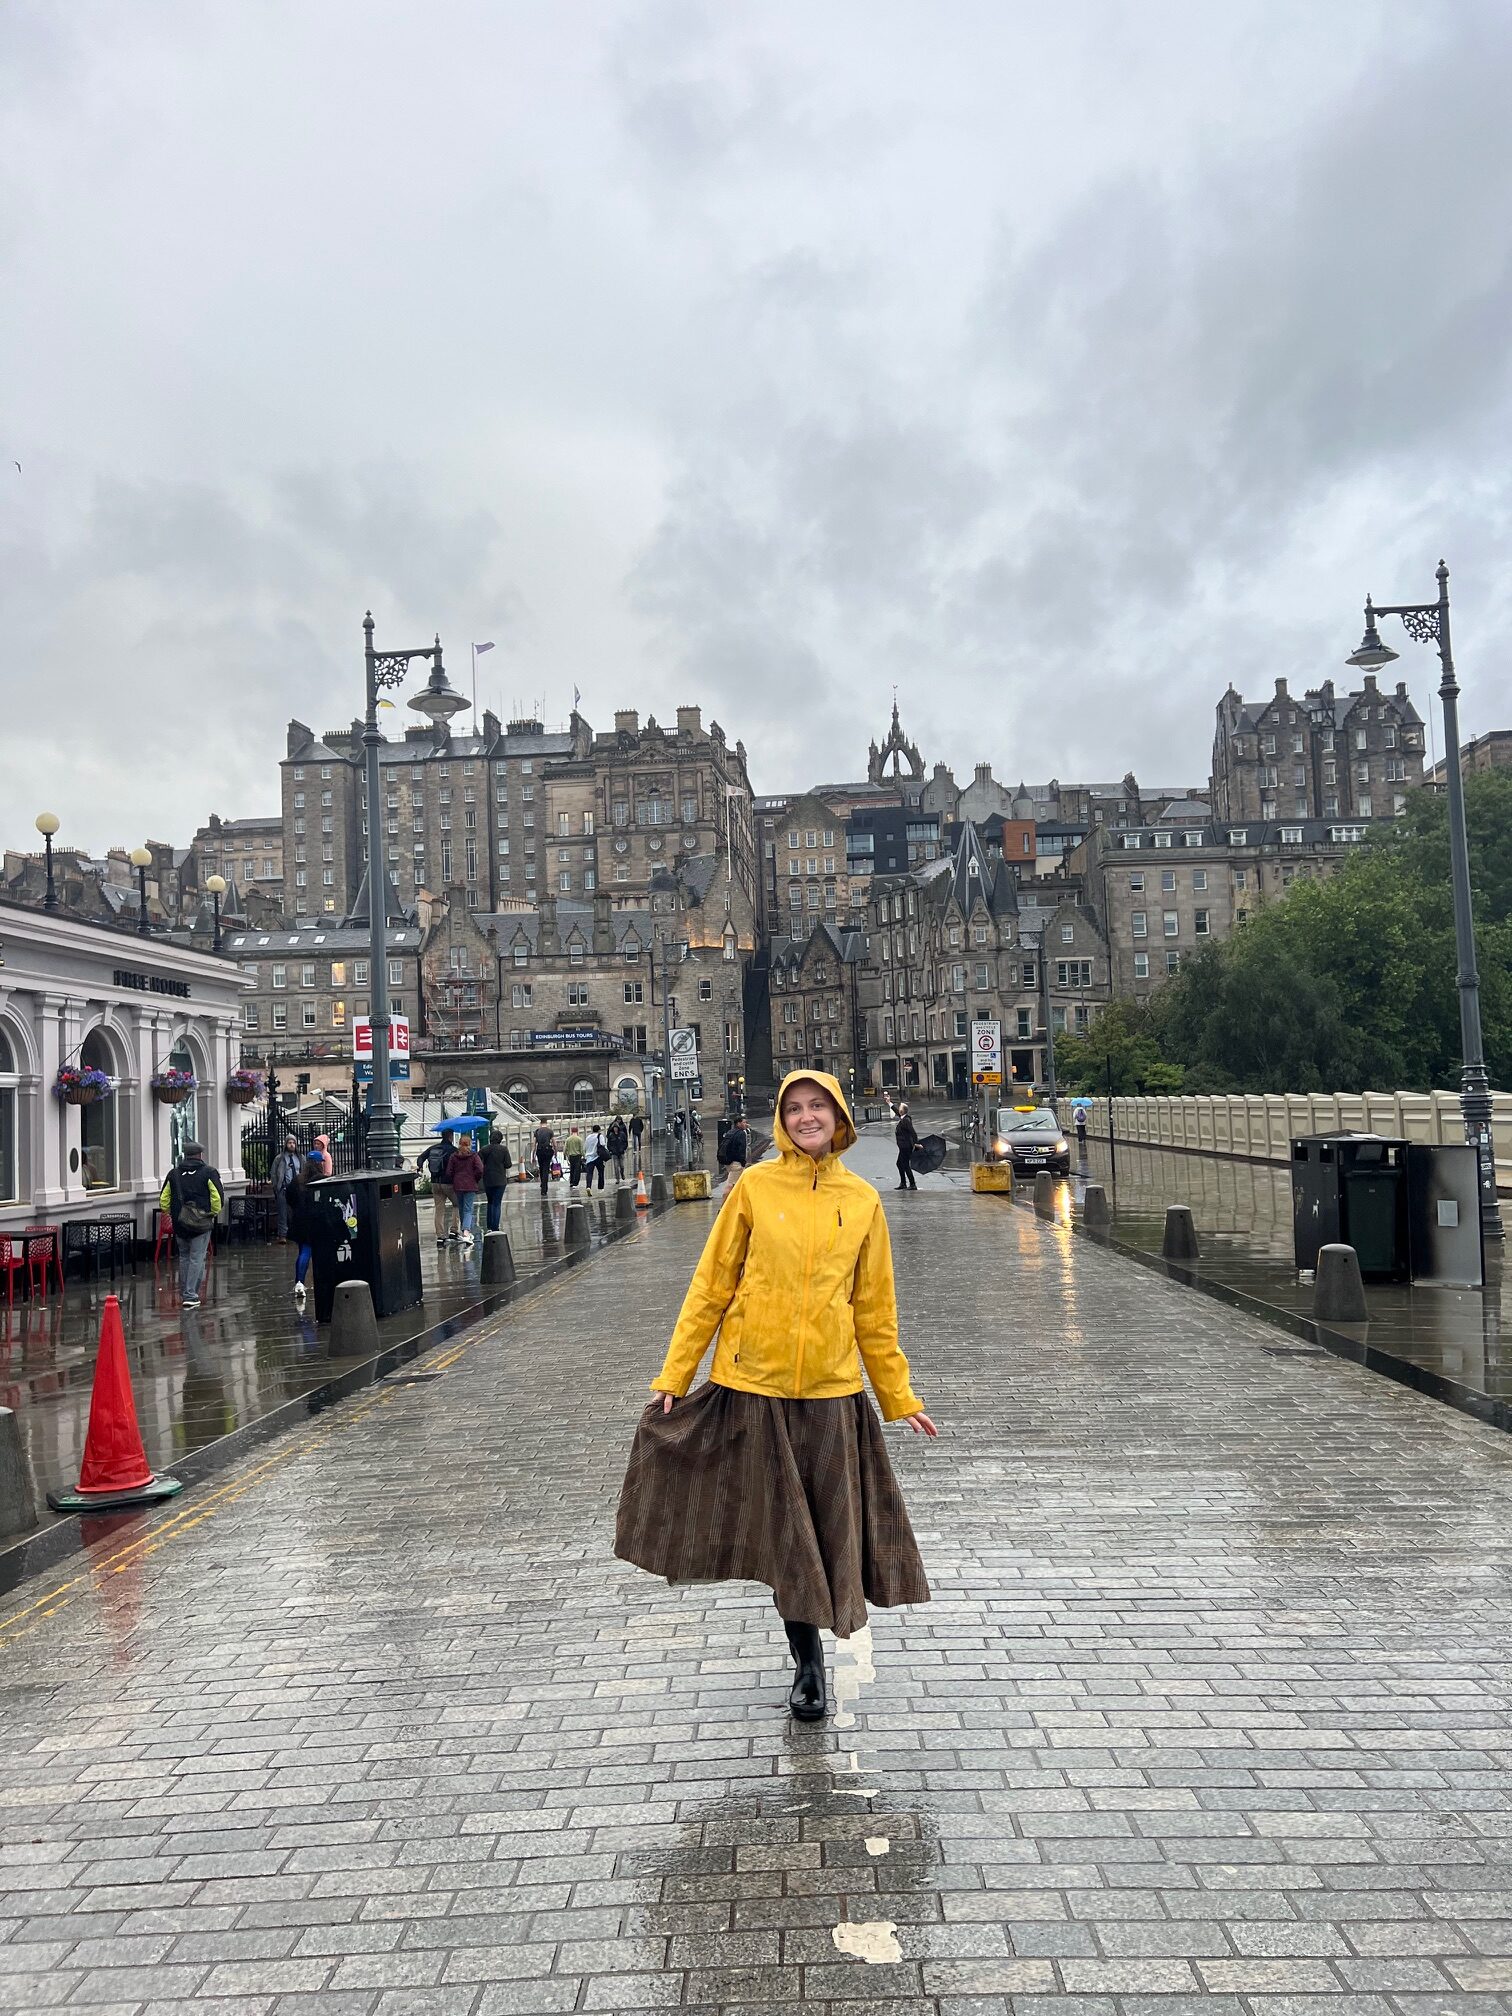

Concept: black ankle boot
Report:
left=783, top=1620, right=827, bottom=1721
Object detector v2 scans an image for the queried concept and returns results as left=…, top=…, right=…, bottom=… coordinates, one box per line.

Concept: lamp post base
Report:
left=1460, top=1068, right=1505, bottom=1245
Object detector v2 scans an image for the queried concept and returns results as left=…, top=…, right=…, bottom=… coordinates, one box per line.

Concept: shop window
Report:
left=79, top=1029, right=118, bottom=1189
left=0, top=1026, right=19, bottom=1203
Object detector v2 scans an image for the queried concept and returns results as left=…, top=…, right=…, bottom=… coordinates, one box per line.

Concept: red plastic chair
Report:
left=153, top=1210, right=174, bottom=1263
left=25, top=1233, right=57, bottom=1299
left=20, top=1225, right=64, bottom=1293
left=0, top=1238, right=23, bottom=1309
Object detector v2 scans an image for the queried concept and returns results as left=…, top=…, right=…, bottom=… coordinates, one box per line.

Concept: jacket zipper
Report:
left=792, top=1158, right=820, bottom=1394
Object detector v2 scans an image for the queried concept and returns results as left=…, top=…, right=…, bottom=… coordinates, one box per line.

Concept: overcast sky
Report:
left=6, top=0, right=1512, bottom=853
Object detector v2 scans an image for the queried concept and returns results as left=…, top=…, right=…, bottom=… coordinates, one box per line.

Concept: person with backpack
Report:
left=159, top=1140, right=224, bottom=1308
left=270, top=1133, right=301, bottom=1241
left=605, top=1114, right=629, bottom=1182
left=482, top=1130, right=513, bottom=1231
left=533, top=1121, right=556, bottom=1196
left=417, top=1131, right=459, bottom=1246
left=583, top=1123, right=606, bottom=1191
left=717, top=1116, right=750, bottom=1188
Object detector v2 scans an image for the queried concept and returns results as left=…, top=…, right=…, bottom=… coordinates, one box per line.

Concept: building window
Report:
left=354, top=961, right=369, bottom=985
left=300, top=963, right=316, bottom=987
left=1192, top=869, right=1207, bottom=892
left=1133, top=952, right=1149, bottom=979
left=1358, top=795, right=1373, bottom=817
left=388, top=960, right=403, bottom=986
left=242, top=1003, right=259, bottom=1033
left=512, top=983, right=533, bottom=1008
left=272, top=964, right=287, bottom=990
left=1131, top=910, right=1147, bottom=939
left=567, top=982, right=589, bottom=1007
left=975, top=962, right=990, bottom=989
left=698, top=978, right=712, bottom=1000
left=301, top=1002, right=317, bottom=1029
left=1060, top=924, right=1074, bottom=943
left=1129, top=872, right=1144, bottom=892
left=1016, top=1008, right=1032, bottom=1039
left=1161, top=868, right=1176, bottom=892
left=1056, top=960, right=1093, bottom=988
left=1166, top=950, right=1181, bottom=973
left=332, top=1000, right=346, bottom=1026
left=624, top=980, right=644, bottom=1004
left=272, top=1003, right=288, bottom=1031
left=1194, top=909, right=1210, bottom=936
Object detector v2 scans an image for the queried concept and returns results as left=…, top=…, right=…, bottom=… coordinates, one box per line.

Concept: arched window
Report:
left=0, top=1026, right=19, bottom=1204
left=80, top=1029, right=118, bottom=1189
left=506, top=1080, right=532, bottom=1101
left=167, top=1039, right=205, bottom=1166
left=570, top=1078, right=595, bottom=1114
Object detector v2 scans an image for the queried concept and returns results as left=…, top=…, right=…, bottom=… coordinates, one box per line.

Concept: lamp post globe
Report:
left=34, top=813, right=60, bottom=911
left=205, top=874, right=227, bottom=954
left=129, top=846, right=153, bottom=936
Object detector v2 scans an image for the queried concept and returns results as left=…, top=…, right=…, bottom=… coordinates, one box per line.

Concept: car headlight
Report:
left=993, top=1138, right=1008, bottom=1154
left=1054, top=1139, right=1068, bottom=1154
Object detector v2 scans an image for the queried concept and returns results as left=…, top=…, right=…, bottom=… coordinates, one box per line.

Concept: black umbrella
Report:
left=910, top=1133, right=948, bottom=1175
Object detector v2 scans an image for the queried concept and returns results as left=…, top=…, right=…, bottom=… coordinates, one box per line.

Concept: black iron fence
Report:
left=240, top=1101, right=368, bottom=1183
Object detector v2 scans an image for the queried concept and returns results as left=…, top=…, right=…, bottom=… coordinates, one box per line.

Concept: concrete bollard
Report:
left=565, top=1206, right=591, bottom=1248
left=615, top=1183, right=635, bottom=1221
left=650, top=1172, right=671, bottom=1205
left=1162, top=1204, right=1200, bottom=1263
left=329, top=1279, right=380, bottom=1357
left=0, top=1407, right=38, bottom=1537
left=1033, top=1170, right=1058, bottom=1220
left=480, top=1231, right=517, bottom=1286
left=1314, top=1242, right=1368, bottom=1323
left=1081, top=1183, right=1112, bottom=1231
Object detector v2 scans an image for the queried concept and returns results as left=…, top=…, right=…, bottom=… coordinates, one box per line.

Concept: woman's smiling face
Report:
left=781, top=1080, right=839, bottom=1160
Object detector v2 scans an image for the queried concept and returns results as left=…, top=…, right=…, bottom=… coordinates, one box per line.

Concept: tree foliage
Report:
left=1134, top=772, right=1512, bottom=1093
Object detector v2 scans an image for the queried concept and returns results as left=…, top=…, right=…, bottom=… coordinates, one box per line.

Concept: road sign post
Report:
left=971, top=1019, right=1003, bottom=1158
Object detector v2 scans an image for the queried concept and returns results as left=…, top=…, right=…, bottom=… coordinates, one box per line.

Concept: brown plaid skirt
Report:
left=614, top=1381, right=930, bottom=1638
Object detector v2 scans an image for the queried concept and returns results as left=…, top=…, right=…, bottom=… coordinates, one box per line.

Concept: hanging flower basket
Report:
left=225, top=1067, right=265, bottom=1107
left=151, top=1068, right=198, bottom=1106
left=52, top=1065, right=113, bottom=1107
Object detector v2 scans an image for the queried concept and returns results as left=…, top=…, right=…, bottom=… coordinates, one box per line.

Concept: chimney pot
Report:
left=614, top=709, right=639, bottom=735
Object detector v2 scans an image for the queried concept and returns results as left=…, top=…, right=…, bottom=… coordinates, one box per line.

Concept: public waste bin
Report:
left=309, top=1170, right=423, bottom=1323
left=1291, top=1135, right=1409, bottom=1281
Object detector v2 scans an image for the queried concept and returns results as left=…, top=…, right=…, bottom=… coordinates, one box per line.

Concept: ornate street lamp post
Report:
left=206, top=874, right=227, bottom=954
left=129, top=845, right=153, bottom=935
left=361, top=612, right=465, bottom=1169
left=1346, top=559, right=1503, bottom=1243
left=34, top=813, right=59, bottom=910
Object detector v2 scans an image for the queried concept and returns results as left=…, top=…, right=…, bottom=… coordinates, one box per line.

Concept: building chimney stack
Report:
left=675, top=705, right=702, bottom=737
left=614, top=710, right=639, bottom=735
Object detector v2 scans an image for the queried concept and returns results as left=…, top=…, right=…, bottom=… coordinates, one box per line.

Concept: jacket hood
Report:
left=314, top=1134, right=330, bottom=1148
left=772, top=1069, right=858, bottom=1157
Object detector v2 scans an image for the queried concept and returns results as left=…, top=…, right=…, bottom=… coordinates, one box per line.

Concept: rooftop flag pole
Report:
left=472, top=641, right=495, bottom=732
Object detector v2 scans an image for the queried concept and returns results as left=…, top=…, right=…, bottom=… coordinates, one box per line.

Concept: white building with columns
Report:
left=0, top=903, right=253, bottom=1233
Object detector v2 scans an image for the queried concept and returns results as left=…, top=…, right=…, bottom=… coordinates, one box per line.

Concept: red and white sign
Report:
left=353, top=1013, right=410, bottom=1060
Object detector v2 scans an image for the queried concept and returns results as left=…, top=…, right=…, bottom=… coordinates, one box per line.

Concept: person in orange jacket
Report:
left=615, top=1070, right=935, bottom=1722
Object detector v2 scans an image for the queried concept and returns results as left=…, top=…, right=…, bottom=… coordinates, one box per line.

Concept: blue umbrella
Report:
left=429, top=1115, right=492, bottom=1134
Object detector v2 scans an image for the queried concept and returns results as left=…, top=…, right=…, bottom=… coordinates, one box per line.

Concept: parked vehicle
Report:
left=992, top=1105, right=1071, bottom=1176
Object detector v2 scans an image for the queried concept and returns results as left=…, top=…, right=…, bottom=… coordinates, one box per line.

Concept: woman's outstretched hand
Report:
left=661, top=1392, right=675, bottom=1414
left=903, top=1412, right=938, bottom=1437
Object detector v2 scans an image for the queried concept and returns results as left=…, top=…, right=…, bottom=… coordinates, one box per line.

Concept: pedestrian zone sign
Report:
left=669, top=1026, right=700, bottom=1081
left=353, top=1013, right=411, bottom=1082
left=972, top=1019, right=1003, bottom=1087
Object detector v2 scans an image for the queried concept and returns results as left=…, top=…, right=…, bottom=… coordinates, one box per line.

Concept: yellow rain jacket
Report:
left=652, top=1070, right=923, bottom=1421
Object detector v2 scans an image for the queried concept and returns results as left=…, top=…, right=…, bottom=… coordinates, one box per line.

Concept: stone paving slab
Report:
left=5, top=1152, right=1512, bottom=2013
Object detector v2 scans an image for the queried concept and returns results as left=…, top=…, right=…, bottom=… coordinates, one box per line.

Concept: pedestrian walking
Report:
left=270, top=1134, right=301, bottom=1241
left=583, top=1123, right=606, bottom=1190
left=606, top=1114, right=629, bottom=1182
left=1074, top=1105, right=1088, bottom=1156
left=159, top=1140, right=223, bottom=1308
left=716, top=1114, right=750, bottom=1187
left=629, top=1111, right=644, bottom=1169
left=418, top=1132, right=459, bottom=1245
left=482, top=1130, right=513, bottom=1231
left=286, top=1154, right=325, bottom=1306
left=533, top=1121, right=556, bottom=1196
left=311, top=1132, right=333, bottom=1178
left=616, top=1070, right=935, bottom=1721
left=894, top=1102, right=918, bottom=1191
left=448, top=1134, right=486, bottom=1243
left=565, top=1126, right=585, bottom=1188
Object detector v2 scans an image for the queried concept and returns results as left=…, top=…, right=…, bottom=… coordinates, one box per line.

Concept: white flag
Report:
left=473, top=640, right=495, bottom=656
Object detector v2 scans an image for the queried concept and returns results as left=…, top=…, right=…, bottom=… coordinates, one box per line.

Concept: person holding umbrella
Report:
left=616, top=1070, right=934, bottom=1723
left=894, top=1102, right=918, bottom=1191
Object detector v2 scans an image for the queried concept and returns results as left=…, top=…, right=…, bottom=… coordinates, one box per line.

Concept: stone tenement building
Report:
left=858, top=824, right=1110, bottom=1098
left=1082, top=806, right=1380, bottom=999
left=185, top=814, right=285, bottom=922
left=768, top=921, right=867, bottom=1095
left=1211, top=672, right=1425, bottom=823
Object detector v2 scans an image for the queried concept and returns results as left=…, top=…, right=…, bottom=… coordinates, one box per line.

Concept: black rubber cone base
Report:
left=47, top=1473, right=184, bottom=1515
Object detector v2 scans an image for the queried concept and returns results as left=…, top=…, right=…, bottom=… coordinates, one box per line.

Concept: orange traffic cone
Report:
left=47, top=1296, right=184, bottom=1514
left=634, top=1171, right=650, bottom=1210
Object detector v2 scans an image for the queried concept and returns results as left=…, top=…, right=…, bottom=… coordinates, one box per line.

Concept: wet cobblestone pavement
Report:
left=7, top=1132, right=1512, bottom=2014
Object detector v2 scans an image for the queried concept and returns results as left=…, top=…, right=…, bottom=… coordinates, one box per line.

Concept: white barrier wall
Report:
left=1086, top=1090, right=1512, bottom=1194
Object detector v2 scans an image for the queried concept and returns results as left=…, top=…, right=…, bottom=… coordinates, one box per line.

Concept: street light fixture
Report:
left=34, top=813, right=59, bottom=911
left=362, top=611, right=464, bottom=1170
left=1345, top=559, right=1503, bottom=1244
left=129, top=846, right=153, bottom=936
left=205, top=873, right=227, bottom=954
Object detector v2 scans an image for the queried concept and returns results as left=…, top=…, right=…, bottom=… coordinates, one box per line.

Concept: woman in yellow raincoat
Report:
left=615, top=1070, right=934, bottom=1720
